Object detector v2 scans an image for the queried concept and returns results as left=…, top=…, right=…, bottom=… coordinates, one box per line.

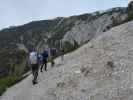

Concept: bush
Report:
left=0, top=49, right=27, bottom=77
left=0, top=49, right=28, bottom=96
left=63, top=41, right=79, bottom=53
left=126, top=11, right=133, bottom=21
left=0, top=75, right=26, bottom=96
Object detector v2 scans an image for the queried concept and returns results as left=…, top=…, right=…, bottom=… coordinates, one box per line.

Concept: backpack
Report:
left=42, top=50, right=48, bottom=60
left=29, top=52, right=38, bottom=64
left=38, top=54, right=43, bottom=62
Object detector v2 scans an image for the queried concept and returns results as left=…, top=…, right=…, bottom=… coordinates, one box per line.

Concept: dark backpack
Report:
left=42, top=50, right=48, bottom=60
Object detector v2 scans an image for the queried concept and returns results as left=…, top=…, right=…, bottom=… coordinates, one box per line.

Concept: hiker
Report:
left=49, top=48, right=57, bottom=67
left=40, top=49, right=48, bottom=72
left=29, top=48, right=39, bottom=85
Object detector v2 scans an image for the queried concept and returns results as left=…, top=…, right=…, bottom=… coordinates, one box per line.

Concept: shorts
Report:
left=42, top=59, right=47, bottom=64
left=31, top=64, right=39, bottom=72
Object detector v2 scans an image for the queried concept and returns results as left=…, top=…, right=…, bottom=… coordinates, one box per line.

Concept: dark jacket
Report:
left=42, top=50, right=48, bottom=61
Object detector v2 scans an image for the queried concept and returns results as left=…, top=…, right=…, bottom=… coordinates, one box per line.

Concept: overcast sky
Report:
left=0, top=0, right=132, bottom=29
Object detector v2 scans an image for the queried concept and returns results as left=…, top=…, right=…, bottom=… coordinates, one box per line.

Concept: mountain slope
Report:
left=1, top=19, right=133, bottom=100
left=0, top=1, right=133, bottom=51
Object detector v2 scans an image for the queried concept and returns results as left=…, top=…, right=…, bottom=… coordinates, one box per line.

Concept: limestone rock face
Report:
left=62, top=8, right=128, bottom=45
left=62, top=14, right=113, bottom=45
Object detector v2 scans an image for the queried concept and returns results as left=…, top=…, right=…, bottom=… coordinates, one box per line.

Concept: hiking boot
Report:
left=32, top=80, right=38, bottom=85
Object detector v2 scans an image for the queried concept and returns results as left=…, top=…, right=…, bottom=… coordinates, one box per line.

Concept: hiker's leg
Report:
left=51, top=57, right=55, bottom=67
left=44, top=61, right=47, bottom=71
left=34, top=70, right=38, bottom=82
left=31, top=64, right=37, bottom=84
left=52, top=60, right=55, bottom=66
left=32, top=72, right=38, bottom=85
left=40, top=62, right=44, bottom=72
left=34, top=64, right=39, bottom=83
left=31, top=65, right=35, bottom=77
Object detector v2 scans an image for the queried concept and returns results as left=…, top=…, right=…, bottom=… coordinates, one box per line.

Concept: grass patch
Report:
left=0, top=75, right=27, bottom=96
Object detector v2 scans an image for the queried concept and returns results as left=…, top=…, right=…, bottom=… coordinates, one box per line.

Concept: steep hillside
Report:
left=0, top=1, right=133, bottom=51
left=1, top=19, right=133, bottom=100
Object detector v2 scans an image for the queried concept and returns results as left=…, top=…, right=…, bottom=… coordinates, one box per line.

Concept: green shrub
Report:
left=127, top=11, right=133, bottom=21
left=0, top=75, right=26, bottom=96
left=0, top=49, right=28, bottom=96
left=0, top=49, right=27, bottom=76
left=63, top=41, right=79, bottom=53
left=0, top=85, right=6, bottom=96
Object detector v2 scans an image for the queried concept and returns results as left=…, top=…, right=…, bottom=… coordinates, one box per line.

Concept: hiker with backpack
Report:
left=40, top=49, right=48, bottom=72
left=29, top=48, right=39, bottom=85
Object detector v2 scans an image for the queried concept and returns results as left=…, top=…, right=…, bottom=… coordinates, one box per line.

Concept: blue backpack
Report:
left=42, top=50, right=48, bottom=60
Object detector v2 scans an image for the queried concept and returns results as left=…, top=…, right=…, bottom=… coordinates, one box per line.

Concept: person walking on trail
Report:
left=48, top=48, right=57, bottom=67
left=40, top=50, right=48, bottom=72
left=29, top=48, right=39, bottom=85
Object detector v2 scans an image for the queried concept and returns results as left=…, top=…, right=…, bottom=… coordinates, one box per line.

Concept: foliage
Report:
left=0, top=75, right=26, bottom=96
left=63, top=40, right=79, bottom=53
left=0, top=48, right=28, bottom=95
left=0, top=49, right=27, bottom=77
